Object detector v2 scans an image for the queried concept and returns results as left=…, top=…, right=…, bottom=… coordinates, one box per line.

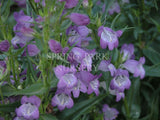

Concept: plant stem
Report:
left=124, top=97, right=130, bottom=120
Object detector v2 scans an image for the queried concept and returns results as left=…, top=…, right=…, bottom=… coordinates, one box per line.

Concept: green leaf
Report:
left=127, top=79, right=141, bottom=119
left=0, top=102, right=20, bottom=113
left=58, top=94, right=107, bottom=120
left=39, top=114, right=57, bottom=120
left=144, top=64, right=160, bottom=77
left=143, top=47, right=160, bottom=65
left=111, top=13, right=121, bottom=29
left=1, top=83, right=48, bottom=96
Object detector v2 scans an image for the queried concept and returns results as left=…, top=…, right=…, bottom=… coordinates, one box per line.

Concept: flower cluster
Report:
left=52, top=65, right=101, bottom=110
left=0, top=0, right=146, bottom=119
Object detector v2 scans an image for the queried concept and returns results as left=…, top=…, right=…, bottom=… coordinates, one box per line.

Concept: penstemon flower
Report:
left=102, top=104, right=119, bottom=120
left=0, top=40, right=10, bottom=52
left=122, top=57, right=145, bottom=79
left=51, top=90, right=74, bottom=111
left=108, top=1, right=120, bottom=15
left=15, top=96, right=41, bottom=119
left=98, top=60, right=116, bottom=76
left=48, top=39, right=62, bottom=53
left=98, top=26, right=122, bottom=50
left=69, top=13, right=90, bottom=26
left=120, top=44, right=135, bottom=61
left=110, top=69, right=131, bottom=92
left=54, top=65, right=77, bottom=89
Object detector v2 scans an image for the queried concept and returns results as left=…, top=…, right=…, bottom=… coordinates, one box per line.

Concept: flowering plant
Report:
left=0, top=0, right=159, bottom=120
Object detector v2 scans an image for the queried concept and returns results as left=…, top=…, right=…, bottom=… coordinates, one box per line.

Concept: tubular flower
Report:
left=102, top=104, right=119, bottom=120
left=16, top=96, right=41, bottom=119
left=98, top=26, right=122, bottom=50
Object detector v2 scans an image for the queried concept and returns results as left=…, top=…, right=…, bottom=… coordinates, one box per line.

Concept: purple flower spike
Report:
left=27, top=44, right=40, bottom=56
left=69, top=13, right=90, bottom=25
left=108, top=2, right=120, bottom=15
left=123, top=57, right=145, bottom=79
left=54, top=65, right=77, bottom=89
left=110, top=69, right=131, bottom=92
left=16, top=96, right=41, bottom=119
left=98, top=26, right=122, bottom=50
left=121, top=44, right=134, bottom=61
left=0, top=40, right=10, bottom=52
left=51, top=93, right=74, bottom=111
left=102, top=104, right=119, bottom=120
left=48, top=40, right=62, bottom=53
left=98, top=60, right=116, bottom=76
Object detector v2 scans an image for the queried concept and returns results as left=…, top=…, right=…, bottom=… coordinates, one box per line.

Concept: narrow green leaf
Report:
left=0, top=102, right=20, bottom=113
left=39, top=114, right=57, bottom=120
left=143, top=48, right=160, bottom=65
left=58, top=94, right=107, bottom=120
left=144, top=64, right=160, bottom=77
left=1, top=83, right=48, bottom=96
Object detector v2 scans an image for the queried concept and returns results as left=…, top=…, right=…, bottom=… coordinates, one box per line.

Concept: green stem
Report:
left=0, top=87, right=4, bottom=104
left=124, top=97, right=130, bottom=120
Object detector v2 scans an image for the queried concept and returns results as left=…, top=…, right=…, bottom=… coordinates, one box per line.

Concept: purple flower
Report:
left=21, top=96, right=41, bottom=107
left=76, top=71, right=101, bottom=96
left=0, top=61, right=6, bottom=76
left=77, top=26, right=89, bottom=37
left=48, top=40, right=62, bottom=53
left=87, top=74, right=101, bottom=96
left=13, top=10, right=33, bottom=28
left=71, top=80, right=87, bottom=98
left=62, top=47, right=69, bottom=55
left=102, top=104, right=119, bottom=120
left=54, top=65, right=77, bottom=89
left=14, top=117, right=26, bottom=120
left=68, top=47, right=96, bottom=71
left=27, top=44, right=40, bottom=56
left=109, top=88, right=125, bottom=102
left=0, top=40, right=10, bottom=52
left=51, top=92, right=74, bottom=111
left=98, top=26, right=122, bottom=50
left=67, top=25, right=91, bottom=47
left=34, top=0, right=40, bottom=3
left=98, top=60, right=116, bottom=76
left=20, top=27, right=34, bottom=37
left=0, top=117, right=4, bottom=120
left=16, top=96, right=41, bottom=119
left=108, top=2, right=120, bottom=15
left=11, top=35, right=32, bottom=48
left=110, top=69, right=131, bottom=92
left=66, top=0, right=79, bottom=8
left=122, top=57, right=145, bottom=79
left=69, top=13, right=90, bottom=25
left=35, top=16, right=44, bottom=28
left=120, top=44, right=134, bottom=61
